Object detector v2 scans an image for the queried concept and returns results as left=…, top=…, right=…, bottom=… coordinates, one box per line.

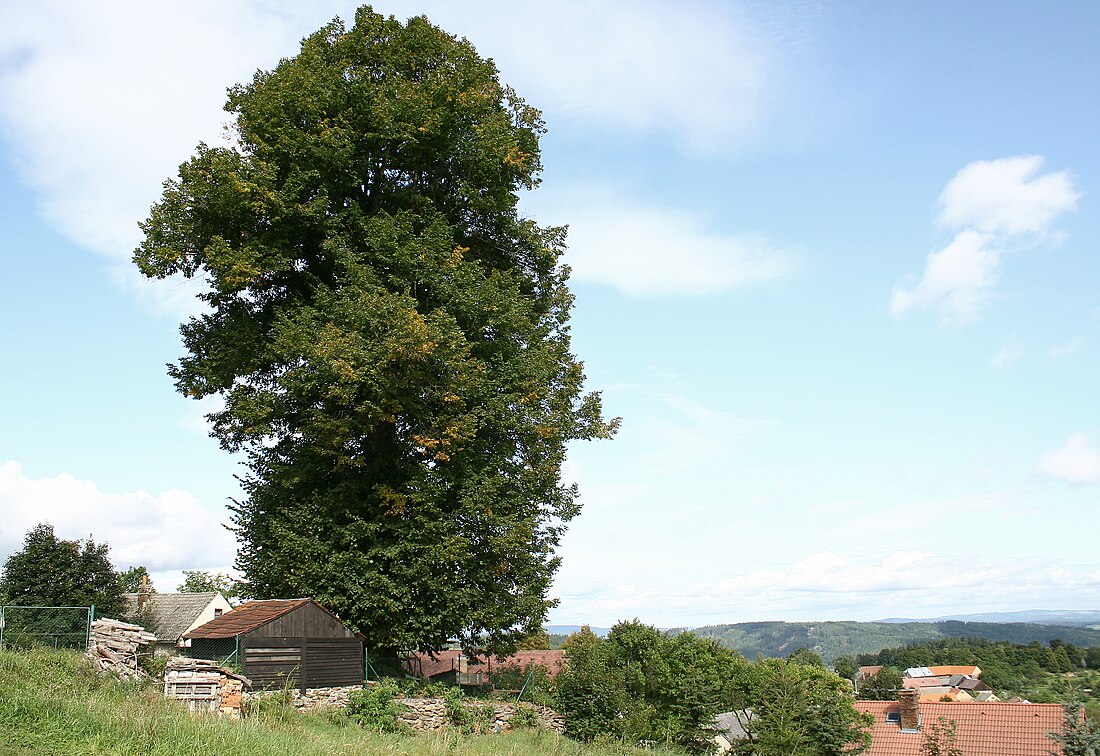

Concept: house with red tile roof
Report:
left=855, top=689, right=1070, bottom=755
left=405, top=649, right=565, bottom=687
left=926, top=665, right=981, bottom=678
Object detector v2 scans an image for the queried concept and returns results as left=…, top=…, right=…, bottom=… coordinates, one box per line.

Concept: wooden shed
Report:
left=182, top=598, right=365, bottom=691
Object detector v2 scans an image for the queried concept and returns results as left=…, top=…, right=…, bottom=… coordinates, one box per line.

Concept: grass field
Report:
left=0, top=649, right=669, bottom=755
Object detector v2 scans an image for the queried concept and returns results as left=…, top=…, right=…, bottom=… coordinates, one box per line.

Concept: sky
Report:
left=1, top=0, right=1098, bottom=629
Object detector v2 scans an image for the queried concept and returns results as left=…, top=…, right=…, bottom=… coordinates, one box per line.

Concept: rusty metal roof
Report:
left=183, top=599, right=310, bottom=639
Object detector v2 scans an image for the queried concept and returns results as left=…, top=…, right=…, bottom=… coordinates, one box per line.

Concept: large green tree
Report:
left=134, top=7, right=614, bottom=655
left=0, top=523, right=124, bottom=618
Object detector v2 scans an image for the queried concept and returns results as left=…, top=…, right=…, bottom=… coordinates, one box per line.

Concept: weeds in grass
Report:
left=0, top=649, right=676, bottom=755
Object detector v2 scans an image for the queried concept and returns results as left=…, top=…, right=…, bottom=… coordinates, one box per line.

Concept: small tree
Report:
left=177, top=570, right=244, bottom=604
left=833, top=655, right=858, bottom=681
left=858, top=666, right=905, bottom=700
left=921, top=717, right=963, bottom=756
left=556, top=626, right=628, bottom=742
left=729, top=658, right=873, bottom=755
left=1049, top=699, right=1100, bottom=756
left=118, top=565, right=154, bottom=594
left=788, top=647, right=826, bottom=667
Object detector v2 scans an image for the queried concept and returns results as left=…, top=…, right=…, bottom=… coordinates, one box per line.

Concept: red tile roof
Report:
left=903, top=676, right=951, bottom=689
left=408, top=650, right=565, bottom=680
left=183, top=599, right=310, bottom=639
left=855, top=700, right=1067, bottom=756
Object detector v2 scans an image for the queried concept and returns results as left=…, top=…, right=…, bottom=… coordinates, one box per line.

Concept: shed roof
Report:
left=122, top=592, right=222, bottom=641
left=855, top=701, right=1066, bottom=755
left=183, top=599, right=311, bottom=639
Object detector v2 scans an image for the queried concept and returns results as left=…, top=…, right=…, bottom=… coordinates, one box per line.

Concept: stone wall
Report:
left=395, top=697, right=565, bottom=734
left=244, top=685, right=566, bottom=734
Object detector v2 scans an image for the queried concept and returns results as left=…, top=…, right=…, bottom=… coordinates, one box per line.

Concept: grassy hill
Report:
left=689, top=620, right=1100, bottom=664
left=0, top=648, right=661, bottom=755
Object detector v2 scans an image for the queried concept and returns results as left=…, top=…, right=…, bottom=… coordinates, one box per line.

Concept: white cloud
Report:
left=0, top=460, right=236, bottom=573
left=890, top=230, right=1000, bottom=322
left=1050, top=338, right=1084, bottom=358
left=990, top=344, right=1023, bottom=369
left=0, top=2, right=313, bottom=259
left=552, top=549, right=1100, bottom=626
left=938, top=155, right=1080, bottom=236
left=450, top=0, right=797, bottom=155
left=1037, top=433, right=1100, bottom=485
left=555, top=193, right=798, bottom=296
left=892, top=155, right=1078, bottom=323
left=1, top=1, right=807, bottom=312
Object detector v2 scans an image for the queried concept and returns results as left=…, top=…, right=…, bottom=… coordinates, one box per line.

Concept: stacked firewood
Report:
left=86, top=618, right=157, bottom=680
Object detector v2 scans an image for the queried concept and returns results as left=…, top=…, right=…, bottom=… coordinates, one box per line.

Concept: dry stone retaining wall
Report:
left=244, top=685, right=565, bottom=733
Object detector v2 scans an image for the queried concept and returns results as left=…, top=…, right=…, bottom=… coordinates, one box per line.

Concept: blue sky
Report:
left=1, top=1, right=1098, bottom=627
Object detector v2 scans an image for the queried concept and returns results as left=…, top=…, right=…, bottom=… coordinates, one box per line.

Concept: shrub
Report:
left=510, top=702, right=541, bottom=730
left=443, top=686, right=494, bottom=734
left=345, top=679, right=408, bottom=734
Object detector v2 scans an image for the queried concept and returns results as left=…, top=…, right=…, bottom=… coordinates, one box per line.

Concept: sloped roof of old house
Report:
left=903, top=675, right=951, bottom=689
left=855, top=701, right=1066, bottom=756
left=927, top=665, right=981, bottom=678
left=408, top=649, right=566, bottom=679
left=857, top=665, right=884, bottom=679
left=122, top=592, right=222, bottom=642
left=183, top=599, right=311, bottom=639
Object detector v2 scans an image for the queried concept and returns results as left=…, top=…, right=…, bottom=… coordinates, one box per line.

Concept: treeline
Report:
left=690, top=620, right=1100, bottom=664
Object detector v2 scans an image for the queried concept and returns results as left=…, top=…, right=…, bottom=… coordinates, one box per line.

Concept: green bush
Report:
left=444, top=686, right=495, bottom=734
left=346, top=679, right=409, bottom=733
left=510, top=703, right=540, bottom=730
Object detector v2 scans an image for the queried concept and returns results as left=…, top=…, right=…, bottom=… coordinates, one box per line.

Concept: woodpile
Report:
left=164, top=657, right=251, bottom=719
left=86, top=618, right=157, bottom=680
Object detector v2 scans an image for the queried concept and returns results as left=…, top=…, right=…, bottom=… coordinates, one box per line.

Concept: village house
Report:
left=404, top=649, right=565, bottom=687
left=855, top=688, right=1068, bottom=755
left=122, top=591, right=233, bottom=655
left=902, top=664, right=993, bottom=702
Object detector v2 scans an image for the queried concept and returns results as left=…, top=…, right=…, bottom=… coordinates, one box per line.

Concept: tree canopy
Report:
left=0, top=523, right=124, bottom=618
left=177, top=570, right=243, bottom=604
left=554, top=623, right=872, bottom=755
left=134, top=6, right=615, bottom=654
left=727, top=657, right=873, bottom=755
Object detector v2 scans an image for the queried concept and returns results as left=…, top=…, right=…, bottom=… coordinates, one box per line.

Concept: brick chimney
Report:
left=137, top=574, right=150, bottom=613
left=898, top=688, right=920, bottom=731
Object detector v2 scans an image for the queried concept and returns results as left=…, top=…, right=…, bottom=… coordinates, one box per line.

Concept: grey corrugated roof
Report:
left=123, top=592, right=220, bottom=642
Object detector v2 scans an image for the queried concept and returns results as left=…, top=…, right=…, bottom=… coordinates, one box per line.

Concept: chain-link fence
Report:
left=0, top=605, right=94, bottom=650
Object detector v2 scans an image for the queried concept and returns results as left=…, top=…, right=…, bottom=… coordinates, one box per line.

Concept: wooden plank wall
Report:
left=240, top=605, right=364, bottom=690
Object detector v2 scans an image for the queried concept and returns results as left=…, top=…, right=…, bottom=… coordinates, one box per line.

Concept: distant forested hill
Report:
left=688, top=621, right=1100, bottom=664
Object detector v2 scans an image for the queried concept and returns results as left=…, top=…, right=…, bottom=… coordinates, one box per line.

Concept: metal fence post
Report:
left=1, top=605, right=5, bottom=648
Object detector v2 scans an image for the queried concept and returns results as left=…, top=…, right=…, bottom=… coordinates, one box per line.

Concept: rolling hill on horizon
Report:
left=688, top=619, right=1100, bottom=664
